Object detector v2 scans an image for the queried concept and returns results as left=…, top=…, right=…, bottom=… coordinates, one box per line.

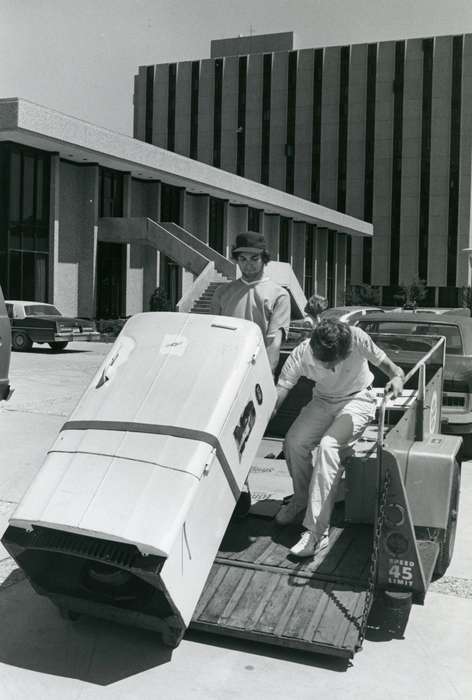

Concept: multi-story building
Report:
left=134, top=31, right=472, bottom=305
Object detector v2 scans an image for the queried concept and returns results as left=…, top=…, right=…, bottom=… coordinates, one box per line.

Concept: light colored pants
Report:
left=284, top=388, right=377, bottom=538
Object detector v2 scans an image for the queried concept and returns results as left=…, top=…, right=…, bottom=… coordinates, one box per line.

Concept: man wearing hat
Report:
left=211, top=231, right=291, bottom=518
left=211, top=231, right=291, bottom=372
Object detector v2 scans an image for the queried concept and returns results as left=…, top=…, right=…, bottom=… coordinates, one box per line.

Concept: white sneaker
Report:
left=275, top=499, right=305, bottom=526
left=290, top=531, right=330, bottom=558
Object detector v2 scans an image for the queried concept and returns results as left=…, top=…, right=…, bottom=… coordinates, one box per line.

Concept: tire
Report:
left=12, top=331, right=33, bottom=352
left=48, top=341, right=69, bottom=351
left=434, top=459, right=461, bottom=578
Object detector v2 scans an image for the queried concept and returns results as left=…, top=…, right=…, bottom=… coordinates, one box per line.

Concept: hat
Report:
left=232, top=231, right=267, bottom=254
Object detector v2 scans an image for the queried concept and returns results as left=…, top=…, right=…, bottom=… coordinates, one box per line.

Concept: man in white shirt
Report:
left=211, top=231, right=291, bottom=373
left=273, top=318, right=405, bottom=558
left=211, top=231, right=291, bottom=516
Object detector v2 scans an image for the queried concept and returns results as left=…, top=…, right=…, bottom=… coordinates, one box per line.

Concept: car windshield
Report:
left=360, top=320, right=463, bottom=355
left=24, top=304, right=62, bottom=317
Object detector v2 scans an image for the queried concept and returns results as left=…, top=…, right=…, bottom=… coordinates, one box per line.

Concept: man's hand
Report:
left=386, top=375, right=404, bottom=398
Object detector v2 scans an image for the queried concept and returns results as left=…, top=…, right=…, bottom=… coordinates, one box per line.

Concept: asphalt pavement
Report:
left=0, top=341, right=471, bottom=700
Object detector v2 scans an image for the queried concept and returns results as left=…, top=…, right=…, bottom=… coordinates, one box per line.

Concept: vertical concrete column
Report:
left=269, top=51, right=289, bottom=191
left=154, top=64, right=170, bottom=149
left=316, top=227, right=329, bottom=297
left=175, top=61, right=192, bottom=156
left=347, top=44, right=368, bottom=286
left=245, top=53, right=263, bottom=182
left=262, top=213, right=280, bottom=260
left=123, top=173, right=143, bottom=316
left=227, top=204, right=248, bottom=261
left=457, top=36, right=472, bottom=287
left=78, top=165, right=99, bottom=319
left=372, top=41, right=395, bottom=286
left=48, top=153, right=60, bottom=305
left=336, top=233, right=347, bottom=305
left=143, top=181, right=161, bottom=310
left=294, top=49, right=315, bottom=199
left=399, top=38, right=423, bottom=286
left=198, top=59, right=215, bottom=166
left=292, top=221, right=306, bottom=288
left=319, top=47, right=341, bottom=210
left=221, top=56, right=238, bottom=173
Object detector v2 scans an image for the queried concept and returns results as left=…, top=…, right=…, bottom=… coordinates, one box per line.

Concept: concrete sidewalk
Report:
left=0, top=342, right=471, bottom=699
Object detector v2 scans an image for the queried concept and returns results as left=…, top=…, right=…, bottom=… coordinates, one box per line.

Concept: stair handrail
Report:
left=177, top=261, right=218, bottom=313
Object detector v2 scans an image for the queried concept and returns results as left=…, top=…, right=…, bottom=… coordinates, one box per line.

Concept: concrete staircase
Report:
left=190, top=281, right=226, bottom=314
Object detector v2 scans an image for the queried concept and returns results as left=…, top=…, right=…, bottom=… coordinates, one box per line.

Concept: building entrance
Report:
left=96, top=241, right=125, bottom=318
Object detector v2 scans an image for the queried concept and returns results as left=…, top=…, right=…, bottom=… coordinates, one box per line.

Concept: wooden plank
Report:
left=193, top=564, right=229, bottom=618
left=313, top=584, right=363, bottom=647
left=280, top=581, right=329, bottom=640
left=225, top=570, right=281, bottom=630
left=219, top=569, right=255, bottom=624
left=197, top=565, right=245, bottom=623
left=272, top=582, right=306, bottom=637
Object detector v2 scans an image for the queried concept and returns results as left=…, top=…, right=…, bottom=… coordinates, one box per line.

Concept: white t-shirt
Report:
left=278, top=326, right=386, bottom=400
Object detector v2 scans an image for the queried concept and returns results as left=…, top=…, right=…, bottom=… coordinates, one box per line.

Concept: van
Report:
left=0, top=285, right=12, bottom=400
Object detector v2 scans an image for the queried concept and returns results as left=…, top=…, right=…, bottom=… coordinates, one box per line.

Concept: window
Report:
left=100, top=168, right=124, bottom=217
left=247, top=207, right=260, bottom=232
left=0, top=142, right=50, bottom=300
left=209, top=197, right=225, bottom=253
left=279, top=217, right=290, bottom=262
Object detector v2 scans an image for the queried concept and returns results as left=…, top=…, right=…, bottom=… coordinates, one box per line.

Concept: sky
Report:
left=2, top=0, right=472, bottom=136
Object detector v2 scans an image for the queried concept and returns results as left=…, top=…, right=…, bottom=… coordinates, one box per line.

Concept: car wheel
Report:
left=12, top=331, right=33, bottom=352
left=434, top=459, right=461, bottom=578
left=48, top=341, right=69, bottom=351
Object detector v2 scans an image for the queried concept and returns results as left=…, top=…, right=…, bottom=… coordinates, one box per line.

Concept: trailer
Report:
left=190, top=333, right=462, bottom=658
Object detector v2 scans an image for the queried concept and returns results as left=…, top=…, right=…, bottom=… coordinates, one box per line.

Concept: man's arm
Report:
left=266, top=329, right=283, bottom=372
left=378, top=356, right=405, bottom=398
left=271, top=384, right=290, bottom=418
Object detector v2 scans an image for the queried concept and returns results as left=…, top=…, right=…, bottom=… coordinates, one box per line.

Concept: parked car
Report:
left=357, top=311, right=472, bottom=457
left=0, top=285, right=12, bottom=400
left=6, top=301, right=100, bottom=352
left=392, top=306, right=470, bottom=316
left=320, top=305, right=385, bottom=324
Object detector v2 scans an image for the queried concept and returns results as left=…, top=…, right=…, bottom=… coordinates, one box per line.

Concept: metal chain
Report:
left=356, top=467, right=391, bottom=651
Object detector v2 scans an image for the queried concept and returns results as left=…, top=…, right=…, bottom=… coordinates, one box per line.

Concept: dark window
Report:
left=145, top=65, right=154, bottom=144
left=390, top=41, right=405, bottom=286
left=209, top=197, right=225, bottom=253
left=167, top=63, right=177, bottom=152
left=279, top=217, right=290, bottom=262
left=0, top=142, right=50, bottom=299
left=447, top=35, right=463, bottom=287
left=286, top=51, right=298, bottom=194
left=363, top=43, right=377, bottom=284
left=247, top=207, right=260, bottom=232
left=213, top=59, right=223, bottom=167
left=418, top=39, right=433, bottom=281
left=438, top=286, right=460, bottom=307
left=311, top=49, right=323, bottom=202
left=160, top=183, right=181, bottom=224
left=236, top=56, right=247, bottom=176
left=304, top=224, right=315, bottom=297
left=100, top=168, right=124, bottom=217
left=96, top=241, right=125, bottom=318
left=190, top=61, right=200, bottom=159
left=261, top=53, right=272, bottom=185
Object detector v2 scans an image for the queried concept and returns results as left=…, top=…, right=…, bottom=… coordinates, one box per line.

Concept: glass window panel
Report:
left=22, top=252, right=35, bottom=299
left=35, top=158, right=44, bottom=221
left=22, top=155, right=35, bottom=222
left=34, top=254, right=48, bottom=301
left=8, top=225, right=21, bottom=249
left=35, top=225, right=49, bottom=252
left=9, top=151, right=21, bottom=222
left=8, top=251, right=21, bottom=298
left=23, top=224, right=34, bottom=251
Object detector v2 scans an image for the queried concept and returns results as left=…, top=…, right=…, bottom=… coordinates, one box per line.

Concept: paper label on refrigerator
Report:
left=160, top=334, right=188, bottom=356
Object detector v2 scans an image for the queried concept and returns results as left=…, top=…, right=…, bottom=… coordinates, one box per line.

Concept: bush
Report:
left=149, top=287, right=172, bottom=311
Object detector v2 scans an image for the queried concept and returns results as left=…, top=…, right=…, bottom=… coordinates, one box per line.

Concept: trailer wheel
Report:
left=434, top=460, right=461, bottom=579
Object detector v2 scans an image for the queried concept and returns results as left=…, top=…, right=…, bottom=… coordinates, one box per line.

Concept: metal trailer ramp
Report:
left=191, top=514, right=372, bottom=659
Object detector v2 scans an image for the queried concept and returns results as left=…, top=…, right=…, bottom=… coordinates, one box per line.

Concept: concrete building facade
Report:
left=134, top=32, right=472, bottom=305
left=0, top=99, right=370, bottom=318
